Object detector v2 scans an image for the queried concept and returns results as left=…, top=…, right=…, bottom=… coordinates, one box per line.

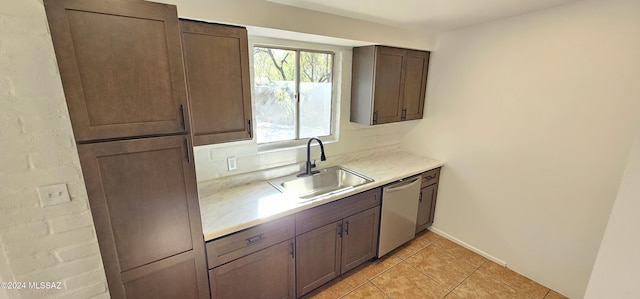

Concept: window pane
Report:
left=299, top=51, right=332, bottom=139
left=253, top=47, right=297, bottom=143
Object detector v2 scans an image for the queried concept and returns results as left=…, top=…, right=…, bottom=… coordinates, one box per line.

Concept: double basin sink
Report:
left=268, top=166, right=374, bottom=202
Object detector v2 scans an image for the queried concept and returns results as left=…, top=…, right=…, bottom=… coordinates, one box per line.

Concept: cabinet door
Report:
left=341, top=207, right=380, bottom=273
left=296, top=221, right=342, bottom=297
left=210, top=240, right=295, bottom=299
left=44, top=0, right=190, bottom=141
left=122, top=251, right=201, bottom=299
left=180, top=20, right=253, bottom=145
left=373, top=46, right=405, bottom=124
left=402, top=50, right=430, bottom=121
left=78, top=135, right=209, bottom=298
left=416, top=184, right=438, bottom=234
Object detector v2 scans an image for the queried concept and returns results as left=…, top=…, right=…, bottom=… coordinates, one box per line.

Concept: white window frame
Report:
left=249, top=36, right=342, bottom=153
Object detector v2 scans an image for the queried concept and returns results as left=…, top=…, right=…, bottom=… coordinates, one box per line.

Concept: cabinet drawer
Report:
left=206, top=215, right=294, bottom=268
left=421, top=168, right=441, bottom=187
left=296, top=188, right=381, bottom=235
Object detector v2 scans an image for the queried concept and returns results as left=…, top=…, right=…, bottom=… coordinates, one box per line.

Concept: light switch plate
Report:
left=38, top=183, right=70, bottom=206
left=227, top=157, right=237, bottom=171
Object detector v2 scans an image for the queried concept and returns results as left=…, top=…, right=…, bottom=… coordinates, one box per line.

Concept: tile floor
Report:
left=303, top=230, right=569, bottom=299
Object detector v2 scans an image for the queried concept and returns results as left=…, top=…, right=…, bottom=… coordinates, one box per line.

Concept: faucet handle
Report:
left=311, top=159, right=317, bottom=168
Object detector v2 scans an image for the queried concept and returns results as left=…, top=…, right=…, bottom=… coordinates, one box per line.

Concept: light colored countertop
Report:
left=199, top=151, right=443, bottom=241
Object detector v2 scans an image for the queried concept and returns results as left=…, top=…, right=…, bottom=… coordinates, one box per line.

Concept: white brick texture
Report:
left=0, top=1, right=109, bottom=298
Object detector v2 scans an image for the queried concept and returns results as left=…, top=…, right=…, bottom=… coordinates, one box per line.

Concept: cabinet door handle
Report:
left=344, top=221, right=350, bottom=235
left=386, top=177, right=421, bottom=192
left=179, top=104, right=187, bottom=131
left=289, top=241, right=295, bottom=259
left=184, top=138, right=191, bottom=163
left=337, top=222, right=343, bottom=238
left=419, top=191, right=423, bottom=202
left=247, top=119, right=252, bottom=138
left=401, top=108, right=407, bottom=120
left=373, top=111, right=378, bottom=125
left=246, top=234, right=265, bottom=245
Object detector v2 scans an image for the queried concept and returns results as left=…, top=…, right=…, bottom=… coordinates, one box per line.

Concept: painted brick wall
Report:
left=0, top=1, right=109, bottom=298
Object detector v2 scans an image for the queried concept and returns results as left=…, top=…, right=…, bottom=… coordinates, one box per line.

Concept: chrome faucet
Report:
left=297, top=137, right=326, bottom=177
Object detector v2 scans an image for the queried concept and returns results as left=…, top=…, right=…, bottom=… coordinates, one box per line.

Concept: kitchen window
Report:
left=253, top=46, right=334, bottom=144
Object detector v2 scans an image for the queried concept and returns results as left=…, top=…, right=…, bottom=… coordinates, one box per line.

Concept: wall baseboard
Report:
left=428, top=226, right=507, bottom=267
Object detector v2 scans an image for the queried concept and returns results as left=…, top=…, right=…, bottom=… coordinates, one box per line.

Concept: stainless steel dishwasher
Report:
left=378, top=175, right=422, bottom=257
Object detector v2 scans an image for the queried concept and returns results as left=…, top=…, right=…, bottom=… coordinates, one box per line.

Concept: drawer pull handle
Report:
left=246, top=234, right=265, bottom=245
left=424, top=176, right=434, bottom=180
left=179, top=104, right=186, bottom=131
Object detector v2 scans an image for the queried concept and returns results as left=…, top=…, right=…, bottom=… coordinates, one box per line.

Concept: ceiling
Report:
left=267, top=0, right=582, bottom=33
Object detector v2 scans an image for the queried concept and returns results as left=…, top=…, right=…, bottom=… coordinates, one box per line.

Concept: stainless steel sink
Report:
left=268, top=166, right=374, bottom=202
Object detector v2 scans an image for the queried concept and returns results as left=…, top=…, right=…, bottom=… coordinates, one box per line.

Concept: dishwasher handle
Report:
left=384, top=176, right=421, bottom=192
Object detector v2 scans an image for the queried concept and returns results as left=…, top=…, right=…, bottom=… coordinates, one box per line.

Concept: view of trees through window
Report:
left=253, top=46, right=333, bottom=144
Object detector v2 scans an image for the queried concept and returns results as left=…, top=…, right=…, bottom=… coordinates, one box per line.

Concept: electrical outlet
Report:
left=38, top=183, right=71, bottom=207
left=227, top=157, right=237, bottom=171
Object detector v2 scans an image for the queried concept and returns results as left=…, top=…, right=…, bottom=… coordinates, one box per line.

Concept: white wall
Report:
left=0, top=1, right=109, bottom=298
left=401, top=0, right=640, bottom=298
left=585, top=129, right=640, bottom=298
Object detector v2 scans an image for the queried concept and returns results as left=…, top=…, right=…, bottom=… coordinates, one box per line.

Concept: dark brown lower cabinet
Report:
left=341, top=207, right=380, bottom=273
left=206, top=216, right=295, bottom=298
left=416, top=184, right=437, bottom=233
left=296, top=221, right=342, bottom=295
left=209, top=240, right=295, bottom=299
left=295, top=192, right=381, bottom=298
left=416, top=168, right=441, bottom=234
left=78, top=135, right=209, bottom=299
left=206, top=188, right=382, bottom=298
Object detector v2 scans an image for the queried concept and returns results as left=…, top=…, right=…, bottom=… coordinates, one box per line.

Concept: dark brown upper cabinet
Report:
left=351, top=45, right=430, bottom=125
left=44, top=0, right=190, bottom=142
left=180, top=20, right=253, bottom=146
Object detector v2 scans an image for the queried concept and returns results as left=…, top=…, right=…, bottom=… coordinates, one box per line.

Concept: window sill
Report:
left=257, top=136, right=337, bottom=154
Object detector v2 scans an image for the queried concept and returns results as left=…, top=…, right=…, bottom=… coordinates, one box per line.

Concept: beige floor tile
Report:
left=432, top=238, right=487, bottom=268
left=302, top=269, right=369, bottom=299
left=393, top=235, right=434, bottom=259
left=341, top=282, right=389, bottom=299
left=444, top=292, right=463, bottom=299
left=372, top=262, right=449, bottom=299
left=355, top=254, right=402, bottom=279
left=405, top=244, right=476, bottom=290
left=303, top=285, right=334, bottom=299
left=453, top=271, right=524, bottom=299
left=315, top=235, right=561, bottom=299
left=480, top=261, right=549, bottom=299
left=416, top=230, right=442, bottom=244
left=544, top=290, right=568, bottom=299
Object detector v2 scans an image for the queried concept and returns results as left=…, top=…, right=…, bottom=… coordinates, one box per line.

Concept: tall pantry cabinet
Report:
left=44, top=1, right=209, bottom=298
